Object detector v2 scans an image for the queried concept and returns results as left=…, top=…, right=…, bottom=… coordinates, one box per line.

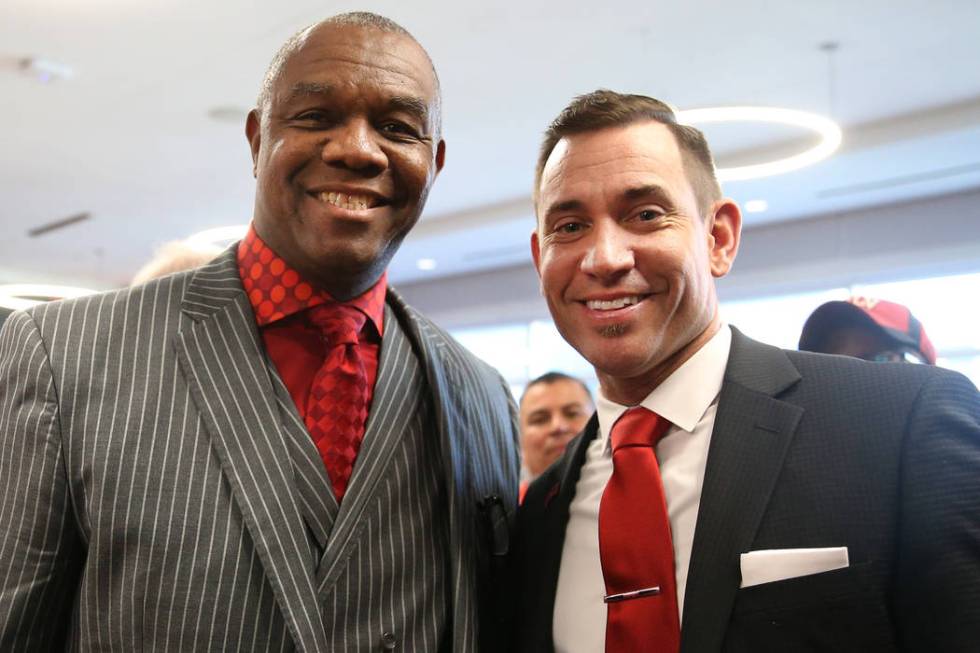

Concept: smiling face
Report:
left=246, top=23, right=444, bottom=300
left=532, top=121, right=740, bottom=405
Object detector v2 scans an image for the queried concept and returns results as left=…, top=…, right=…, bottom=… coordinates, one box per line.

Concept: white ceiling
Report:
left=2, top=0, right=979, bottom=289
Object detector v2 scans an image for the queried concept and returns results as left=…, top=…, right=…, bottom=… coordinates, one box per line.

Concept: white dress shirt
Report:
left=553, top=326, right=731, bottom=653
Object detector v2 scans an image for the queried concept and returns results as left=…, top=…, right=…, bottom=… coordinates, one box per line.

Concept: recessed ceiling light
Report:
left=186, top=225, right=248, bottom=248
left=416, top=258, right=437, bottom=271
left=0, top=284, right=96, bottom=310
left=18, top=57, right=73, bottom=84
left=676, top=106, right=842, bottom=181
left=744, top=199, right=769, bottom=213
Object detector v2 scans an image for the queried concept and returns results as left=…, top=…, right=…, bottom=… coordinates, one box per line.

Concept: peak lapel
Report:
left=680, top=329, right=803, bottom=653
left=174, top=250, right=327, bottom=652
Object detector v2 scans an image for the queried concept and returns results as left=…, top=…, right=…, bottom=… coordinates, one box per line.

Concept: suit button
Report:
left=381, top=631, right=397, bottom=650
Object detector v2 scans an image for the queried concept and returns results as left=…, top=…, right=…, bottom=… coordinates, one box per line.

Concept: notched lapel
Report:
left=680, top=329, right=803, bottom=653
left=174, top=253, right=326, bottom=652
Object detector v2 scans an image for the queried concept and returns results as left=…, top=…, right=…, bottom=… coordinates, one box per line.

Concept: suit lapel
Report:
left=173, top=250, right=327, bottom=653
left=268, top=367, right=338, bottom=553
left=315, top=302, right=423, bottom=593
left=680, top=328, right=803, bottom=653
left=526, top=416, right=598, bottom=651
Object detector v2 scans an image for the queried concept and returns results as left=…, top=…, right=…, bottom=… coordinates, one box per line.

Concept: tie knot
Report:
left=609, top=407, right=671, bottom=452
left=307, top=303, right=367, bottom=346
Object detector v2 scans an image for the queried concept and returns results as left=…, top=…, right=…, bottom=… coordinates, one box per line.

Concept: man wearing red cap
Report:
left=800, top=296, right=937, bottom=364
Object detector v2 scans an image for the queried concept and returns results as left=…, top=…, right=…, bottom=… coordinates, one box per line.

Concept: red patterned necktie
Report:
left=304, top=303, right=369, bottom=502
left=599, top=407, right=680, bottom=652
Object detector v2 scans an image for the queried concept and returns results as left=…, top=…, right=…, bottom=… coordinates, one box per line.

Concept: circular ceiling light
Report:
left=186, top=225, right=248, bottom=248
left=0, top=284, right=96, bottom=310
left=675, top=107, right=842, bottom=181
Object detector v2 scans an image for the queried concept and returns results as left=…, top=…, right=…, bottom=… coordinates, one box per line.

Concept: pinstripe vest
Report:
left=272, top=304, right=451, bottom=652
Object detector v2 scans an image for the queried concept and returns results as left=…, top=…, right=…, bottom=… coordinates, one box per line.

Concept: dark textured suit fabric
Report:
left=0, top=249, right=521, bottom=652
left=0, top=306, right=11, bottom=330
left=511, top=327, right=980, bottom=652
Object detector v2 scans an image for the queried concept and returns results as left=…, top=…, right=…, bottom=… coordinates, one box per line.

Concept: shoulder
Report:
left=386, top=286, right=507, bottom=388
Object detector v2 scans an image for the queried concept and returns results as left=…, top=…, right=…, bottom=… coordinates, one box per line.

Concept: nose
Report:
left=580, top=222, right=634, bottom=281
left=321, top=118, right=388, bottom=174
left=549, top=415, right=576, bottom=436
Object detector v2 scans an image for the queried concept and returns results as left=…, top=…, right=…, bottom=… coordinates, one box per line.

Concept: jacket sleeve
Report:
left=895, top=369, right=980, bottom=650
left=0, top=311, right=82, bottom=651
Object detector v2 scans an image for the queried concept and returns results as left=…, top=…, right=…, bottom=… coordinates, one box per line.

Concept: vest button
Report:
left=381, top=631, right=397, bottom=650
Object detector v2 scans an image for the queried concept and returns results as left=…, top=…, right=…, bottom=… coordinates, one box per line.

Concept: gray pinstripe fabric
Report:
left=0, top=249, right=521, bottom=652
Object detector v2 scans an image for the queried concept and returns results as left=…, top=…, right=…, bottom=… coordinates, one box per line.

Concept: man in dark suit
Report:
left=511, top=90, right=980, bottom=652
left=0, top=12, right=519, bottom=652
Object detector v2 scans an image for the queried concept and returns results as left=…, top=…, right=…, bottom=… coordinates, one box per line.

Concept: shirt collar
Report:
left=236, top=223, right=386, bottom=336
left=595, top=324, right=732, bottom=450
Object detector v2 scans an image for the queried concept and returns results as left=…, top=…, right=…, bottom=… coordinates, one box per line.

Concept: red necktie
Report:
left=304, top=303, right=369, bottom=502
left=599, top=407, right=680, bottom=652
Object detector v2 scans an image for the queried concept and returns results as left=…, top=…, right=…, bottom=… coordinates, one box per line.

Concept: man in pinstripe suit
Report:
left=0, top=12, right=520, bottom=652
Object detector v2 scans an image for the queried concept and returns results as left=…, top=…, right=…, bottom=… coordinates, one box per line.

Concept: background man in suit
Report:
left=519, top=371, right=593, bottom=502
left=0, top=12, right=519, bottom=651
left=511, top=90, right=980, bottom=652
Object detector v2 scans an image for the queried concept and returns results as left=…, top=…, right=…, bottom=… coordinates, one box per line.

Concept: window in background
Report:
left=450, top=271, right=980, bottom=396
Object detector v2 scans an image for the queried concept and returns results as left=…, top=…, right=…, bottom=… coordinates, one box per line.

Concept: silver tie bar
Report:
left=603, top=586, right=661, bottom=603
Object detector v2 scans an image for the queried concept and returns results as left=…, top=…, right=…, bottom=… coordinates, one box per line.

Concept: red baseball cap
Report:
left=799, top=296, right=937, bottom=365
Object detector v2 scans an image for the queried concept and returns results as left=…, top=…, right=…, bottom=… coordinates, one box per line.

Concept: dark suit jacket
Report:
left=511, top=327, right=980, bottom=652
left=0, top=249, right=521, bottom=651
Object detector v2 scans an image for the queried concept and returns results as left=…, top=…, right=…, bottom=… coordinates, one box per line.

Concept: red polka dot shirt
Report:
left=237, top=223, right=386, bottom=424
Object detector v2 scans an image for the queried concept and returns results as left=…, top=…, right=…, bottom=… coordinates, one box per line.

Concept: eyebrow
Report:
left=387, top=95, right=430, bottom=125
left=542, top=184, right=675, bottom=223
left=282, top=82, right=429, bottom=126
left=542, top=199, right=586, bottom=223
left=622, top=184, right=675, bottom=207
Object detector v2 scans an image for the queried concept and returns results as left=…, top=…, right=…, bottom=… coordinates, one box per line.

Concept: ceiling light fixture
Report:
left=186, top=225, right=248, bottom=248
left=744, top=199, right=769, bottom=213
left=416, top=258, right=437, bottom=271
left=0, top=284, right=96, bottom=310
left=18, top=57, right=74, bottom=84
left=676, top=107, right=842, bottom=181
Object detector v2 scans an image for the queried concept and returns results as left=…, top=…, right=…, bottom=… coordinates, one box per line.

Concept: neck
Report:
left=599, top=317, right=722, bottom=406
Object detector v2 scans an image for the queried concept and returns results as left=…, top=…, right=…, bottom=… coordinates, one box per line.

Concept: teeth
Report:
left=318, top=192, right=373, bottom=210
left=586, top=296, right=642, bottom=311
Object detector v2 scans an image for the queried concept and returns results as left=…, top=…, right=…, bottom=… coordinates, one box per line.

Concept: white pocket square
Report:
left=739, top=547, right=849, bottom=588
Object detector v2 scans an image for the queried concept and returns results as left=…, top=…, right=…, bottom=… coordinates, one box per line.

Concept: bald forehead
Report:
left=259, top=21, right=440, bottom=121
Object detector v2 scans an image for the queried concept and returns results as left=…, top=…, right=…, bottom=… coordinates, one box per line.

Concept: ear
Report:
left=245, top=109, right=262, bottom=177
left=530, top=229, right=542, bottom=276
left=434, top=139, right=446, bottom=174
left=706, top=199, right=742, bottom=278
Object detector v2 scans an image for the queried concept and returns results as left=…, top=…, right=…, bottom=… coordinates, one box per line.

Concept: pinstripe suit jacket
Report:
left=0, top=249, right=520, bottom=652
